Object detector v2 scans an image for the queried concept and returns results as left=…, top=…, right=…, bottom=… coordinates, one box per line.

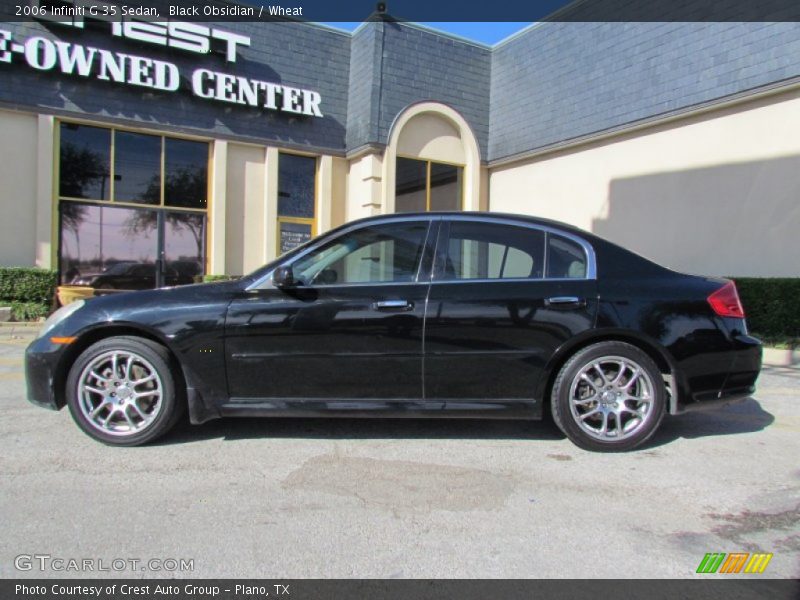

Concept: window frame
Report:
left=56, top=120, right=211, bottom=211
left=395, top=155, right=465, bottom=213
left=54, top=119, right=211, bottom=284
left=431, top=216, right=596, bottom=284
left=276, top=151, right=319, bottom=255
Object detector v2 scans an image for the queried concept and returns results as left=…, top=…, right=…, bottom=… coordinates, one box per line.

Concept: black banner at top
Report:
left=2, top=0, right=800, bottom=23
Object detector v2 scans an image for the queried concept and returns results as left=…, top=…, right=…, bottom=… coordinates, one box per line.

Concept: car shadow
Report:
left=155, top=415, right=566, bottom=445
left=642, top=397, right=774, bottom=449
left=153, top=397, right=774, bottom=448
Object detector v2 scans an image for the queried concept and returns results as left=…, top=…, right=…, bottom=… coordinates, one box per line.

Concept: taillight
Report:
left=707, top=281, right=745, bottom=318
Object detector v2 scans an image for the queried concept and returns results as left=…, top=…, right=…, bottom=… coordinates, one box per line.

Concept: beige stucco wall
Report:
left=396, top=113, right=466, bottom=164
left=317, top=155, right=348, bottom=234
left=489, top=88, right=800, bottom=277
left=329, top=156, right=348, bottom=229
left=346, top=152, right=384, bottom=221
left=225, top=143, right=267, bottom=275
left=0, top=110, right=39, bottom=267
left=223, top=147, right=343, bottom=271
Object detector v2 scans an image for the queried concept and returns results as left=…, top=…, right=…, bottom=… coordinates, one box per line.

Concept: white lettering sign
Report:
left=33, top=0, right=251, bottom=63
left=0, top=30, right=323, bottom=117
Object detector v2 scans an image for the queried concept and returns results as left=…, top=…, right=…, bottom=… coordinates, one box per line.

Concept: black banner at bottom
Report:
left=3, top=579, right=800, bottom=600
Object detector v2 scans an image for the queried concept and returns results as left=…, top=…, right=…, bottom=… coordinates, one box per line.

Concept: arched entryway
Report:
left=382, top=102, right=481, bottom=214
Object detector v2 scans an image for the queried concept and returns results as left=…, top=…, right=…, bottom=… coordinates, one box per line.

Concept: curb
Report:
left=762, top=347, right=800, bottom=368
left=0, top=322, right=40, bottom=342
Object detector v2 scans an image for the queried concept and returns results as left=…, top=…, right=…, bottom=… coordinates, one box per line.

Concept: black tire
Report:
left=551, top=341, right=666, bottom=452
left=66, top=336, right=184, bottom=446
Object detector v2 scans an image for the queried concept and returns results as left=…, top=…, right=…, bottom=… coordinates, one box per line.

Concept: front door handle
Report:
left=373, top=299, right=414, bottom=312
left=545, top=296, right=585, bottom=308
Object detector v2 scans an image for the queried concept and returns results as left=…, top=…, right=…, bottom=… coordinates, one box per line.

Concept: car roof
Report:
left=340, top=211, right=675, bottom=278
left=346, top=211, right=595, bottom=239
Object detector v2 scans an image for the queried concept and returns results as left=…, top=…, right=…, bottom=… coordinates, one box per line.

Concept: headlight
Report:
left=40, top=300, right=85, bottom=338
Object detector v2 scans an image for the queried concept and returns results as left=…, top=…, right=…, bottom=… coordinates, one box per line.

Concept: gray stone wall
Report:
left=490, top=21, right=800, bottom=161
left=375, top=23, right=492, bottom=159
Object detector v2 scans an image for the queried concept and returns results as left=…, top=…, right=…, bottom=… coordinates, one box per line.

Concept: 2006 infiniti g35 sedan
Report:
left=26, top=212, right=762, bottom=451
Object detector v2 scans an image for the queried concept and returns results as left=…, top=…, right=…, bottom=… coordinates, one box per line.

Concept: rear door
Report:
left=423, top=217, right=598, bottom=408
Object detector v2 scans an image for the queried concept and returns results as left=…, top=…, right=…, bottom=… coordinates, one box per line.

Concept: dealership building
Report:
left=1, top=3, right=799, bottom=287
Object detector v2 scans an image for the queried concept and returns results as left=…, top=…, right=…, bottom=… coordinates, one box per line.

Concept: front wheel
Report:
left=551, top=341, right=666, bottom=452
left=66, top=336, right=183, bottom=446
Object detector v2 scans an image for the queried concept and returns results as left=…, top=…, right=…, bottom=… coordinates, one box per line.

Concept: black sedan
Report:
left=26, top=212, right=761, bottom=451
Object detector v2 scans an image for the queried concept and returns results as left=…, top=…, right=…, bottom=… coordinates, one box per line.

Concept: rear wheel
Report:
left=66, top=336, right=183, bottom=446
left=551, top=341, right=666, bottom=452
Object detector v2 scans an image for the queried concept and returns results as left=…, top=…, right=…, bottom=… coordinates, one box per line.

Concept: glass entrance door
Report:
left=59, top=203, right=206, bottom=291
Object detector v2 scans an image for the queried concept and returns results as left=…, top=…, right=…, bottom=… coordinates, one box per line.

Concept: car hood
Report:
left=71, top=273, right=103, bottom=282
left=48, top=279, right=245, bottom=339
left=90, top=279, right=243, bottom=307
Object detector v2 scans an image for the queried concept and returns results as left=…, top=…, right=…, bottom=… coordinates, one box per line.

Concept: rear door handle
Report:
left=545, top=296, right=585, bottom=308
left=373, top=299, right=414, bottom=312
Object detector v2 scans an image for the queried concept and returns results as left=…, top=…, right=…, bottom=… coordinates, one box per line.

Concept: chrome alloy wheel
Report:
left=76, top=350, right=164, bottom=436
left=567, top=355, right=655, bottom=441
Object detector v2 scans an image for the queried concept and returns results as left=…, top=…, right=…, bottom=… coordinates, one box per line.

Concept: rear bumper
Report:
left=674, top=333, right=761, bottom=414
left=674, top=390, right=752, bottom=414
left=720, top=333, right=763, bottom=395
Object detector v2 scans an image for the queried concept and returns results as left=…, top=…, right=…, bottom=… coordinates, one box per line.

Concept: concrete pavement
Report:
left=1, top=337, right=798, bottom=579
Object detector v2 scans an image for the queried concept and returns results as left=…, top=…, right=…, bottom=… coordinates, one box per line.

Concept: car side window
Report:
left=290, top=221, right=429, bottom=286
left=547, top=234, right=587, bottom=279
left=441, top=222, right=545, bottom=281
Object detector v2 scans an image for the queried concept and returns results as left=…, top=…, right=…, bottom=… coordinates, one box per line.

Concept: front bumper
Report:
left=25, top=336, right=67, bottom=410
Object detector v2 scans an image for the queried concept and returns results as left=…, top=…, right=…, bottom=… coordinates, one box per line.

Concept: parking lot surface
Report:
left=1, top=336, right=798, bottom=578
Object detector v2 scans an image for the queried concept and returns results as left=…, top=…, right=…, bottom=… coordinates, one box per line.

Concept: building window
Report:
left=395, top=157, right=463, bottom=213
left=58, top=124, right=111, bottom=200
left=113, top=131, right=161, bottom=204
left=57, top=122, right=209, bottom=289
left=277, top=152, right=316, bottom=254
left=164, top=138, right=209, bottom=210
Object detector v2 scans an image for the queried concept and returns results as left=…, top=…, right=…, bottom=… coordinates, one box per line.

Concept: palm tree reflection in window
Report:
left=60, top=202, right=89, bottom=283
left=59, top=142, right=111, bottom=200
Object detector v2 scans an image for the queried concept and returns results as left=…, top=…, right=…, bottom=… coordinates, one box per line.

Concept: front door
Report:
left=423, top=218, right=598, bottom=409
left=225, top=219, right=437, bottom=403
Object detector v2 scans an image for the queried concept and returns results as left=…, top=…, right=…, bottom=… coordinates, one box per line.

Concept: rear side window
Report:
left=440, top=222, right=545, bottom=280
left=547, top=234, right=587, bottom=279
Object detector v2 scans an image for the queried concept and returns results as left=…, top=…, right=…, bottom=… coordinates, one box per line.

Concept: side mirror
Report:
left=272, top=266, right=295, bottom=288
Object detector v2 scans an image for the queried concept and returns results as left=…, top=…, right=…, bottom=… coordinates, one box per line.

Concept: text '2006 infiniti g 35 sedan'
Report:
left=25, top=212, right=762, bottom=451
